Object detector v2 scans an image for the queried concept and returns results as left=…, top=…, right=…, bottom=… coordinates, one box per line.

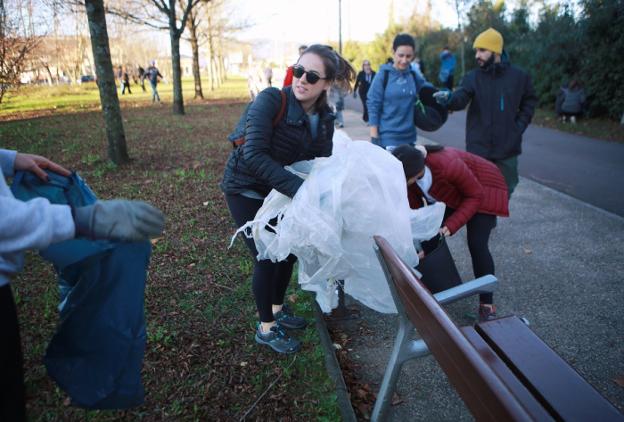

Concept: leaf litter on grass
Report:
left=6, top=100, right=340, bottom=420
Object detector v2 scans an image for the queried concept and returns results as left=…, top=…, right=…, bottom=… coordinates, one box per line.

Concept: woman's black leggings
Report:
left=0, top=284, right=26, bottom=421
left=225, top=194, right=297, bottom=323
left=446, top=208, right=497, bottom=304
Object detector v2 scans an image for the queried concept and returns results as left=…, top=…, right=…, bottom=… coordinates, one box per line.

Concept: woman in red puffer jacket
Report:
left=392, top=144, right=509, bottom=321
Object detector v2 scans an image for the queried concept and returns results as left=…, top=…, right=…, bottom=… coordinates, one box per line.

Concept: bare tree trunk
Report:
left=187, top=12, right=203, bottom=99
left=84, top=0, right=129, bottom=165
left=167, top=0, right=185, bottom=114
left=219, top=54, right=225, bottom=82
left=207, top=13, right=216, bottom=90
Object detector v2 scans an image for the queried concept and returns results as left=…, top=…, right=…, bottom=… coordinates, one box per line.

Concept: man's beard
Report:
left=477, top=54, right=495, bottom=68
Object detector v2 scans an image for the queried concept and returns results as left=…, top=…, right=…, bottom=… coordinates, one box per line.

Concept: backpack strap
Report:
left=232, top=90, right=286, bottom=148
left=272, top=89, right=287, bottom=127
left=382, top=69, right=419, bottom=91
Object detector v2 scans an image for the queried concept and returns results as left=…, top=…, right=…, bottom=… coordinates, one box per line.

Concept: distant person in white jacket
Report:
left=0, top=149, right=165, bottom=421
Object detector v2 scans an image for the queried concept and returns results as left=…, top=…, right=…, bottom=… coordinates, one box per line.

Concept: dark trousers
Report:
left=444, top=74, right=454, bottom=90
left=0, top=284, right=26, bottom=422
left=445, top=208, right=497, bottom=304
left=359, top=90, right=369, bottom=122
left=121, top=82, right=132, bottom=94
left=225, top=194, right=297, bottom=322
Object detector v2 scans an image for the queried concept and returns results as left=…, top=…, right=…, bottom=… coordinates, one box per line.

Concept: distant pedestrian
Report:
left=433, top=28, right=537, bottom=197
left=367, top=33, right=429, bottom=150
left=146, top=61, right=163, bottom=103
left=411, top=57, right=425, bottom=80
left=353, top=60, right=376, bottom=122
left=121, top=67, right=132, bottom=95
left=264, top=66, right=273, bottom=87
left=116, top=65, right=123, bottom=90
left=330, top=85, right=346, bottom=128
left=438, top=46, right=456, bottom=90
left=221, top=44, right=355, bottom=354
left=556, top=79, right=586, bottom=124
left=392, top=144, right=509, bottom=322
left=138, top=66, right=146, bottom=92
left=282, top=45, right=308, bottom=88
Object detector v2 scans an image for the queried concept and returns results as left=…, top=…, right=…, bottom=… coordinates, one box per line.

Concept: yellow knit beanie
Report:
left=473, top=28, right=503, bottom=55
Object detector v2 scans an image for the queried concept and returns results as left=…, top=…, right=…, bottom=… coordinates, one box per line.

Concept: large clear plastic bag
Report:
left=233, top=133, right=444, bottom=313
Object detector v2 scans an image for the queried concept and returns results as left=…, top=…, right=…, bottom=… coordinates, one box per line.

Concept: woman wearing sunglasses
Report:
left=367, top=33, right=429, bottom=150
left=221, top=45, right=355, bottom=354
left=392, top=144, right=509, bottom=322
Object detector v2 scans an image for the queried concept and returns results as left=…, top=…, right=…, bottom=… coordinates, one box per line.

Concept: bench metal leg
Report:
left=371, top=315, right=430, bottom=422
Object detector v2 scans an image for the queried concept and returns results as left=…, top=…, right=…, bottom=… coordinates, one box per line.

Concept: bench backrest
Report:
left=374, top=235, right=534, bottom=421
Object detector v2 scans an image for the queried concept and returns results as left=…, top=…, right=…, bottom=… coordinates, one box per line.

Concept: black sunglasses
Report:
left=292, top=65, right=327, bottom=84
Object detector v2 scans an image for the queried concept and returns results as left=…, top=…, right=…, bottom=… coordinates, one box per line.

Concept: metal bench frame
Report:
left=371, top=241, right=498, bottom=421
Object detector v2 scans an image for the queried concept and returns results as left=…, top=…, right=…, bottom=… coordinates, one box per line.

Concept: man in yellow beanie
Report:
left=433, top=27, right=537, bottom=198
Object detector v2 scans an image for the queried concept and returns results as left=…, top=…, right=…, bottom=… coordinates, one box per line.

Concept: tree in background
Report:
left=84, top=0, right=129, bottom=164
left=185, top=4, right=204, bottom=98
left=523, top=4, right=579, bottom=105
left=579, top=0, right=624, bottom=119
left=0, top=0, right=39, bottom=103
left=110, top=0, right=206, bottom=115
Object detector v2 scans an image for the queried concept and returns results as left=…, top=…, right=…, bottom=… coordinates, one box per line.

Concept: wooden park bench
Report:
left=371, top=235, right=624, bottom=421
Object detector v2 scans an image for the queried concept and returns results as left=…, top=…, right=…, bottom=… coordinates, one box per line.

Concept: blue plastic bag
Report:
left=11, top=171, right=150, bottom=409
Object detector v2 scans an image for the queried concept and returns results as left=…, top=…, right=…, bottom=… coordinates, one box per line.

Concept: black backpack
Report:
left=227, top=90, right=287, bottom=148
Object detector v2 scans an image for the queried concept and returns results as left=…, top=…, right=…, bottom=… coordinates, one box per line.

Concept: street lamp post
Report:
left=338, top=0, right=342, bottom=54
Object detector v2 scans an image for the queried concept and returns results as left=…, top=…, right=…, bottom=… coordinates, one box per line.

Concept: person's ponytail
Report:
left=333, top=52, right=356, bottom=94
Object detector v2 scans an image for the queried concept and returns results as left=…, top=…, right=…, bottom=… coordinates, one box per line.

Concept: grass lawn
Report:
left=532, top=108, right=624, bottom=143
left=0, top=77, right=250, bottom=119
left=1, top=79, right=341, bottom=420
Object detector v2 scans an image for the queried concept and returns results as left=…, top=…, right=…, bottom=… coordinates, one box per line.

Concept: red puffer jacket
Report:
left=407, top=147, right=509, bottom=234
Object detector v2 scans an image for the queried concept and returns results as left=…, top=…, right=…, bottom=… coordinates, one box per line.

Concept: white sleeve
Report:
left=0, top=195, right=75, bottom=254
left=0, top=149, right=16, bottom=177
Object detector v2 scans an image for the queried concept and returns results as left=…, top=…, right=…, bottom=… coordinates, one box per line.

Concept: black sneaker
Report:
left=274, top=304, right=308, bottom=330
left=255, top=324, right=301, bottom=354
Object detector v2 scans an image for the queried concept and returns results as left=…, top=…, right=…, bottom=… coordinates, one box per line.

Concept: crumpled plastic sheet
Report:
left=232, top=131, right=445, bottom=313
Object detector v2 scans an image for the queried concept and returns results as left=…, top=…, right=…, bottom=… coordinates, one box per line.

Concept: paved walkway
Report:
left=328, top=109, right=624, bottom=420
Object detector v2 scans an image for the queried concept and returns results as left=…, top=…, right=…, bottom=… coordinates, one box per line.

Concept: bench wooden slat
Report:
left=374, top=236, right=533, bottom=421
left=460, top=326, right=554, bottom=421
left=476, top=317, right=624, bottom=422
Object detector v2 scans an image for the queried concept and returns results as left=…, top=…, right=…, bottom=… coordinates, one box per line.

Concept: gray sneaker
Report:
left=255, top=324, right=301, bottom=354
left=274, top=304, right=308, bottom=330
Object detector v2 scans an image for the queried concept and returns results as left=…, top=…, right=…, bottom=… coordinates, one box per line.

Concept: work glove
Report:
left=74, top=200, right=165, bottom=242
left=432, top=90, right=451, bottom=106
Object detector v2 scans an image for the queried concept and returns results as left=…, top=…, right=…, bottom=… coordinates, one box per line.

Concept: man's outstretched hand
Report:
left=432, top=90, right=451, bottom=106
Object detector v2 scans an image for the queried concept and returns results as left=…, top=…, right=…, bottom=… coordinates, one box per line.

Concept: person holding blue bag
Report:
left=0, top=149, right=164, bottom=421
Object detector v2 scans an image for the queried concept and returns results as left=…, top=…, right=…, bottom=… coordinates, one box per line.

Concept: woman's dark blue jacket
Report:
left=221, top=86, right=335, bottom=198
